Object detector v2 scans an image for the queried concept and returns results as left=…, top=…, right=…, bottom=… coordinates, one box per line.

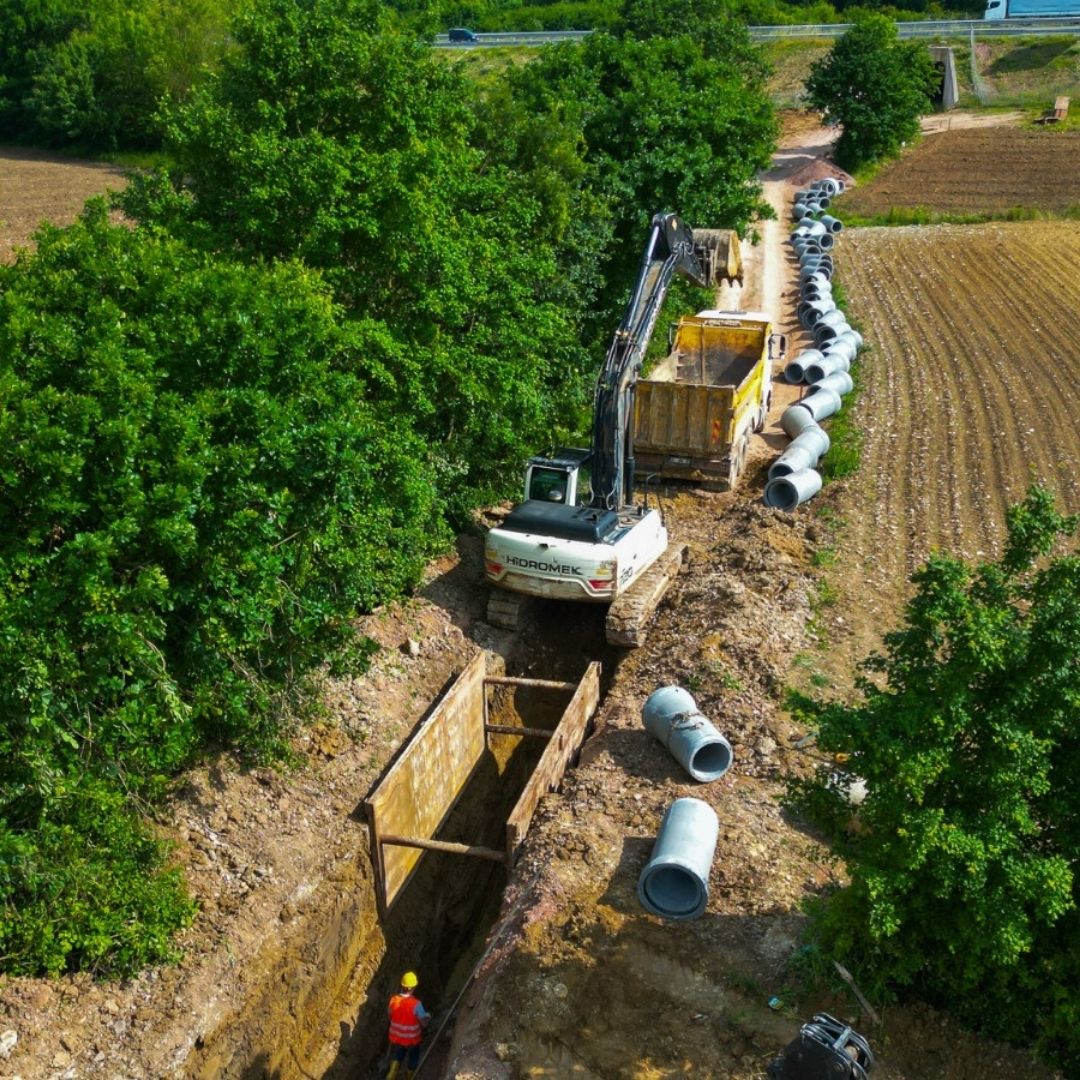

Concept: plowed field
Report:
left=824, top=220, right=1080, bottom=667
left=837, top=128, right=1080, bottom=217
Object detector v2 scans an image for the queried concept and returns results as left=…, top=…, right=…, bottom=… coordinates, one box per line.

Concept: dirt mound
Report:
left=787, top=158, right=856, bottom=193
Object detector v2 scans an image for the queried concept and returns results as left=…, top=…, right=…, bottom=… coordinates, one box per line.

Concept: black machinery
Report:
left=768, top=1013, right=875, bottom=1080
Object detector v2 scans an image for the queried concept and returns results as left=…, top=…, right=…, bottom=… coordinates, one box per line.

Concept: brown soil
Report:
left=0, top=146, right=128, bottom=263
left=837, top=128, right=1080, bottom=217
left=813, top=220, right=1080, bottom=692
left=0, top=125, right=1067, bottom=1080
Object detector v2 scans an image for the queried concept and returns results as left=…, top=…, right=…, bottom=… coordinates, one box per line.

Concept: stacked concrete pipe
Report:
left=770, top=178, right=861, bottom=510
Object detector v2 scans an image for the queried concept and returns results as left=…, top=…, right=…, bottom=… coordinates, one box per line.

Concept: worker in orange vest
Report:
left=386, top=971, right=429, bottom=1079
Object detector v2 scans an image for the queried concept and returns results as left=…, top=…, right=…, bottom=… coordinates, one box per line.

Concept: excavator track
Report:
left=605, top=542, right=689, bottom=647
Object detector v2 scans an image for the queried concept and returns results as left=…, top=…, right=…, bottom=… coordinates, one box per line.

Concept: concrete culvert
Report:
left=781, top=402, right=821, bottom=438
left=819, top=214, right=843, bottom=234
left=642, top=686, right=733, bottom=783
left=807, top=353, right=850, bottom=382
left=816, top=232, right=835, bottom=251
left=763, top=467, right=823, bottom=511
left=784, top=348, right=822, bottom=384
left=638, top=797, right=719, bottom=920
left=797, top=386, right=842, bottom=421
left=768, top=425, right=830, bottom=480
left=813, top=318, right=848, bottom=345
left=807, top=370, right=854, bottom=397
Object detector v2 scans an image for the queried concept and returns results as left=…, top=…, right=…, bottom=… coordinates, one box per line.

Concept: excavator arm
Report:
left=588, top=213, right=710, bottom=512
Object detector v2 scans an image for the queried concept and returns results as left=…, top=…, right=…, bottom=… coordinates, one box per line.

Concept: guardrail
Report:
left=432, top=17, right=1080, bottom=46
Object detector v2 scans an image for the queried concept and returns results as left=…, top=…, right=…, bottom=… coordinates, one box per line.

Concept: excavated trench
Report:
left=190, top=599, right=621, bottom=1080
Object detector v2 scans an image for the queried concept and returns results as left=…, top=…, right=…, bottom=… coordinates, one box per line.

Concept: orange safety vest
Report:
left=388, top=993, right=424, bottom=1046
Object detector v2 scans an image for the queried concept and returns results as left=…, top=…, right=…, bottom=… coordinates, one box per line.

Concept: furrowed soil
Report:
left=0, top=130, right=1067, bottom=1080
left=837, top=128, right=1080, bottom=217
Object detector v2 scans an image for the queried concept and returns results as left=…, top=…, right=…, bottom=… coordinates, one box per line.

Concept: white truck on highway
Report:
left=984, top=0, right=1080, bottom=17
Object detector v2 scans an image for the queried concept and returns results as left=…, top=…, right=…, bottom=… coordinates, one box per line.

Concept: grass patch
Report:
left=836, top=204, right=1080, bottom=227
left=815, top=272, right=864, bottom=481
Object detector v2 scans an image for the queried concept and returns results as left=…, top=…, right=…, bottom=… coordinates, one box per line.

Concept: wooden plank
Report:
left=505, top=662, right=601, bottom=864
left=485, top=724, right=554, bottom=738
left=483, top=676, right=576, bottom=691
left=380, top=834, right=507, bottom=863
left=365, top=651, right=487, bottom=911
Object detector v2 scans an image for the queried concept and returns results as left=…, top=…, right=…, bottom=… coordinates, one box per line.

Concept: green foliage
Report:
left=0, top=0, right=235, bottom=149
left=121, top=0, right=590, bottom=510
left=0, top=202, right=442, bottom=975
left=805, top=13, right=939, bottom=170
left=787, top=487, right=1080, bottom=1071
left=0, top=779, right=196, bottom=978
left=480, top=11, right=776, bottom=328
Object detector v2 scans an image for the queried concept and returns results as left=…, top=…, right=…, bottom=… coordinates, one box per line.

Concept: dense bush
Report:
left=0, top=202, right=444, bottom=974
left=788, top=487, right=1080, bottom=1073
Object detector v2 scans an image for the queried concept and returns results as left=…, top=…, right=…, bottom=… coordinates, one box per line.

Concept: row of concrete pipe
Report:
left=763, top=179, right=862, bottom=512
left=638, top=687, right=730, bottom=920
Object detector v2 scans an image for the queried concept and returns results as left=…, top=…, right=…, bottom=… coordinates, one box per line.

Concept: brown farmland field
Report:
left=820, top=221, right=1080, bottom=670
left=837, top=128, right=1080, bottom=217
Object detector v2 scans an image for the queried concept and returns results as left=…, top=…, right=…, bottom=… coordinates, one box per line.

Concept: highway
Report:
left=432, top=17, right=1080, bottom=46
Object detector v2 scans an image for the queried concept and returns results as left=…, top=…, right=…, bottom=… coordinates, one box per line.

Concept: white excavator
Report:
left=484, top=212, right=728, bottom=646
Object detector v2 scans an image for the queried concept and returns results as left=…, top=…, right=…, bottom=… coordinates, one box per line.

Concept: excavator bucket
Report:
left=693, top=229, right=743, bottom=287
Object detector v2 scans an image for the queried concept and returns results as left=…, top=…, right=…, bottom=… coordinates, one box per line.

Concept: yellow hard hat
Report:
left=401, top=971, right=418, bottom=989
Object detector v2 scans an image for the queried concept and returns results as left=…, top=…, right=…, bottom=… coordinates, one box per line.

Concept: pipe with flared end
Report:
left=784, top=348, right=823, bottom=384
left=642, top=686, right=733, bottom=783
left=764, top=468, right=824, bottom=512
left=807, top=370, right=854, bottom=398
left=781, top=402, right=823, bottom=438
left=813, top=317, right=848, bottom=345
left=819, top=214, right=843, bottom=234
left=797, top=386, right=842, bottom=421
left=768, top=426, right=831, bottom=480
left=638, top=797, right=719, bottom=921
left=805, top=353, right=849, bottom=383
left=825, top=336, right=858, bottom=364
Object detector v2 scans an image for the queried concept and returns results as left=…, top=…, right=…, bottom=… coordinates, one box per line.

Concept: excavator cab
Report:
left=524, top=448, right=592, bottom=506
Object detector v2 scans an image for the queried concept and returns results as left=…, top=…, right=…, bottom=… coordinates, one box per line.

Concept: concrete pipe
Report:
left=638, top=797, right=719, bottom=921
left=792, top=202, right=809, bottom=220
left=801, top=274, right=831, bottom=294
left=843, top=327, right=864, bottom=349
left=784, top=348, right=824, bottom=384
left=800, top=282, right=832, bottom=301
left=764, top=468, right=823, bottom=511
left=814, top=178, right=841, bottom=197
left=800, top=302, right=834, bottom=332
left=825, top=336, right=858, bottom=364
left=819, top=214, right=844, bottom=234
left=768, top=426, right=831, bottom=480
left=797, top=386, right=842, bottom=421
left=781, top=402, right=823, bottom=438
left=816, top=232, right=835, bottom=251
left=820, top=348, right=853, bottom=374
left=813, top=318, right=849, bottom=345
left=807, top=370, right=854, bottom=397
left=817, top=308, right=848, bottom=330
left=642, top=686, right=733, bottom=783
left=805, top=354, right=849, bottom=383
left=799, top=262, right=833, bottom=280
left=805, top=220, right=827, bottom=238
left=815, top=196, right=831, bottom=210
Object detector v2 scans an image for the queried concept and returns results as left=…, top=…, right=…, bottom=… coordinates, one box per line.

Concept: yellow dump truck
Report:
left=633, top=310, right=785, bottom=490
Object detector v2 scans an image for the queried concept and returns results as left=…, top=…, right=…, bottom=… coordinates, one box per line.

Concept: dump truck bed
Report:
left=634, top=312, right=773, bottom=489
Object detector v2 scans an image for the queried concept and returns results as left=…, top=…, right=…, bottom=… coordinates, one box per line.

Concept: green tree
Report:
left=788, top=487, right=1080, bottom=1072
left=121, top=0, right=589, bottom=508
left=0, top=202, right=443, bottom=975
left=805, top=12, right=938, bottom=170
left=481, top=10, right=776, bottom=329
